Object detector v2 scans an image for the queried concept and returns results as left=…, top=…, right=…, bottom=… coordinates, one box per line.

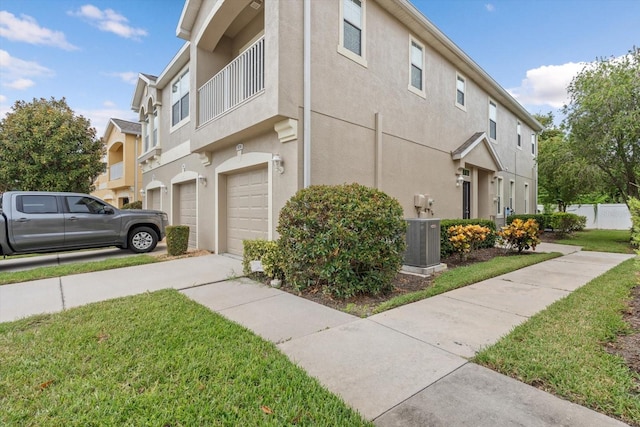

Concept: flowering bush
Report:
left=498, top=218, right=540, bottom=253
left=447, top=224, right=491, bottom=258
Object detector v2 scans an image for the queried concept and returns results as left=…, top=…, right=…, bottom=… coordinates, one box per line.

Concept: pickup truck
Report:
left=0, top=191, right=168, bottom=256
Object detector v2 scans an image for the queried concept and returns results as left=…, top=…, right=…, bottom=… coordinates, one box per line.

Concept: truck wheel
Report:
left=129, top=227, right=158, bottom=253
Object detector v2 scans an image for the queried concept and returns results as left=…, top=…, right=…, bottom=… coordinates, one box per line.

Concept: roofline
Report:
left=177, top=0, right=202, bottom=40
left=156, top=41, right=190, bottom=89
left=381, top=0, right=543, bottom=132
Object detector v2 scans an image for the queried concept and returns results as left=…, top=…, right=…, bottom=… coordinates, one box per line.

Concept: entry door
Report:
left=462, top=181, right=471, bottom=219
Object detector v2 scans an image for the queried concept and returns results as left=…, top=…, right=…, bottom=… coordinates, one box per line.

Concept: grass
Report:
left=0, top=255, right=159, bottom=285
left=0, top=290, right=371, bottom=426
left=554, top=229, right=634, bottom=253
left=474, top=257, right=640, bottom=426
left=373, top=251, right=561, bottom=314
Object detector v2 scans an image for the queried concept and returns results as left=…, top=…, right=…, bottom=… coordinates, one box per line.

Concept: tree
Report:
left=0, top=97, right=105, bottom=193
left=562, top=48, right=640, bottom=204
left=535, top=113, right=601, bottom=209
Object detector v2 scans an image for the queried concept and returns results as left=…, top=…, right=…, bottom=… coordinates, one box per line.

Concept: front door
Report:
left=462, top=181, right=471, bottom=219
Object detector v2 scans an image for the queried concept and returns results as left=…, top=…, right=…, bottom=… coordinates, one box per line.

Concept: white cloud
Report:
left=509, top=62, right=587, bottom=109
left=105, top=71, right=138, bottom=84
left=485, top=4, right=495, bottom=12
left=103, top=100, right=116, bottom=108
left=0, top=11, right=78, bottom=50
left=0, top=50, right=54, bottom=89
left=69, top=5, right=147, bottom=40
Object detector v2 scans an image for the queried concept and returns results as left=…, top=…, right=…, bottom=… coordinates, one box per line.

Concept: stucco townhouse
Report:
left=131, top=0, right=543, bottom=255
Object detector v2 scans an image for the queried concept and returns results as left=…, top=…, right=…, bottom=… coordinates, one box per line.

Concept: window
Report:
left=489, top=100, right=497, bottom=140
left=152, top=109, right=158, bottom=147
left=496, top=177, right=503, bottom=216
left=531, top=133, right=536, bottom=155
left=171, top=70, right=189, bottom=127
left=509, top=180, right=515, bottom=211
left=409, top=38, right=425, bottom=95
left=143, top=115, right=150, bottom=152
left=456, top=74, right=466, bottom=108
left=524, top=183, right=530, bottom=214
left=17, top=195, right=58, bottom=214
left=339, top=0, right=367, bottom=66
left=517, top=122, right=522, bottom=148
left=65, top=196, right=109, bottom=214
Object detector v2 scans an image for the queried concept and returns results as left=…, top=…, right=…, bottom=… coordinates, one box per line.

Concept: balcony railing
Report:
left=198, top=36, right=265, bottom=126
left=110, top=161, right=123, bottom=180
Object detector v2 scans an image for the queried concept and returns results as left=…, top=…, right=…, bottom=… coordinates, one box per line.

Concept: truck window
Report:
left=17, top=195, right=59, bottom=214
left=65, top=196, right=108, bottom=214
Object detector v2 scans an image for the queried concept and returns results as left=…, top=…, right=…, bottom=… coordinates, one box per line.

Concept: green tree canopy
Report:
left=562, top=48, right=640, bottom=203
left=0, top=97, right=105, bottom=193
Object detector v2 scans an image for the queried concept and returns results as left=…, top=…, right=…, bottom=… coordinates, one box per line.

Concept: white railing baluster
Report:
left=197, top=36, right=265, bottom=126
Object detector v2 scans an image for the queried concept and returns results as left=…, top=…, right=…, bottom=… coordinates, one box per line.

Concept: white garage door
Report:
left=227, top=167, right=268, bottom=256
left=149, top=189, right=161, bottom=211
left=177, top=181, right=197, bottom=248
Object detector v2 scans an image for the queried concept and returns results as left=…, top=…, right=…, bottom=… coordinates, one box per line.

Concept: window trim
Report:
left=496, top=176, right=504, bottom=217
left=170, top=68, right=190, bottom=132
left=408, top=36, right=426, bottom=98
left=455, top=73, right=466, bottom=111
left=338, top=0, right=367, bottom=67
left=524, top=183, right=530, bottom=214
left=516, top=121, right=522, bottom=149
left=488, top=99, right=497, bottom=141
left=531, top=133, right=536, bottom=156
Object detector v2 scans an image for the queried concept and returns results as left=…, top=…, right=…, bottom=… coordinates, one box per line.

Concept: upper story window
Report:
left=171, top=69, right=190, bottom=127
left=339, top=0, right=367, bottom=67
left=152, top=109, right=158, bottom=147
left=409, top=37, right=425, bottom=97
left=456, top=74, right=466, bottom=109
left=489, top=100, right=497, bottom=140
left=531, top=133, right=536, bottom=155
left=517, top=122, right=522, bottom=148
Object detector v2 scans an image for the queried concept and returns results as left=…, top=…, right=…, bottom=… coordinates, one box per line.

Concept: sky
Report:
left=1, top=0, right=638, bottom=136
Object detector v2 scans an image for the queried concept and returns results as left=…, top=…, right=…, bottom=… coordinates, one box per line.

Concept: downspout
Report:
left=303, top=0, right=311, bottom=188
left=134, top=135, right=139, bottom=201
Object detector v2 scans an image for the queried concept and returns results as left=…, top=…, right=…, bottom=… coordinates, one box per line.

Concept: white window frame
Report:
left=171, top=68, right=190, bottom=131
left=489, top=99, right=497, bottom=141
left=408, top=36, right=426, bottom=98
left=517, top=121, right=522, bottom=149
left=509, top=180, right=515, bottom=212
left=152, top=108, right=158, bottom=148
left=338, top=0, right=367, bottom=67
left=455, top=73, right=466, bottom=110
left=531, top=133, right=536, bottom=156
left=496, top=176, right=504, bottom=217
left=524, top=183, right=530, bottom=214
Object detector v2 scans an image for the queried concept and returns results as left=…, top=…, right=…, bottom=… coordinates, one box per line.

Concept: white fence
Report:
left=538, top=204, right=632, bottom=230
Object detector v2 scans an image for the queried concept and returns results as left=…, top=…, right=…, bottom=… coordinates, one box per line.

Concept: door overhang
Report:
left=451, top=131, right=505, bottom=173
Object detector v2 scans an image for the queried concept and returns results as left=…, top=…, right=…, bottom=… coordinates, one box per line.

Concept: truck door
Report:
left=9, top=194, right=65, bottom=252
left=63, top=195, right=121, bottom=246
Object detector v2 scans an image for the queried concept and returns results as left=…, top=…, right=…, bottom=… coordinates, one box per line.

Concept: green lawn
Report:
left=0, top=255, right=159, bottom=285
left=554, top=229, right=634, bottom=253
left=474, top=257, right=640, bottom=426
left=0, top=290, right=370, bottom=426
left=373, top=251, right=561, bottom=314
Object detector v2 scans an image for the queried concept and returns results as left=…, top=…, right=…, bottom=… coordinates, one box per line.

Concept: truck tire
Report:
left=128, top=227, right=158, bottom=253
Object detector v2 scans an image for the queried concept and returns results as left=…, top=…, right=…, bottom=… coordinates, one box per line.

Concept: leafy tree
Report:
left=0, top=97, right=105, bottom=193
left=535, top=113, right=601, bottom=209
left=562, top=48, right=640, bottom=204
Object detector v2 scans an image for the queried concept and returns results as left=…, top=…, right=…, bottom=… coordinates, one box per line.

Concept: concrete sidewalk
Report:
left=0, top=243, right=635, bottom=426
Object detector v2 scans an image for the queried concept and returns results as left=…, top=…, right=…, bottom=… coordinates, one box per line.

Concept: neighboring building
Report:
left=92, top=118, right=143, bottom=208
left=131, top=0, right=542, bottom=254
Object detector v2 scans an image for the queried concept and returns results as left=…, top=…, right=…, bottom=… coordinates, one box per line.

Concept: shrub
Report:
left=122, top=200, right=142, bottom=209
left=277, top=183, right=406, bottom=299
left=497, top=218, right=540, bottom=253
left=440, top=219, right=496, bottom=257
left=508, top=214, right=551, bottom=230
left=550, top=212, right=586, bottom=235
left=242, top=239, right=284, bottom=279
left=629, top=197, right=640, bottom=248
left=166, top=225, right=189, bottom=256
left=447, top=224, right=491, bottom=259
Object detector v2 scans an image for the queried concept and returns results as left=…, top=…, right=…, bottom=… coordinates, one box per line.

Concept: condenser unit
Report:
left=404, top=218, right=441, bottom=268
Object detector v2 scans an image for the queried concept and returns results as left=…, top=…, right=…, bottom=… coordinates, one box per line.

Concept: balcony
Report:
left=110, top=162, right=123, bottom=180
left=198, top=36, right=265, bottom=126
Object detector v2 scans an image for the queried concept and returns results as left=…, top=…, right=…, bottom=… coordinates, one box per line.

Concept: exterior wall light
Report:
left=198, top=175, right=207, bottom=186
left=273, top=154, right=284, bottom=174
left=456, top=175, right=464, bottom=187
left=140, top=189, right=146, bottom=196
left=160, top=184, right=168, bottom=193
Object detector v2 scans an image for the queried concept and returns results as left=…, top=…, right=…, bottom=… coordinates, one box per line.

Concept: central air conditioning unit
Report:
left=404, top=218, right=441, bottom=268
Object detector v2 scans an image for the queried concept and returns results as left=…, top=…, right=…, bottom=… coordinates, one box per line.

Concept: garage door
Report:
left=177, top=181, right=197, bottom=248
left=226, top=167, right=268, bottom=256
left=149, top=189, right=161, bottom=211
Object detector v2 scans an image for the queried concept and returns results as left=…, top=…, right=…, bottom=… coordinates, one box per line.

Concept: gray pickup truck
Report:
left=0, top=191, right=168, bottom=256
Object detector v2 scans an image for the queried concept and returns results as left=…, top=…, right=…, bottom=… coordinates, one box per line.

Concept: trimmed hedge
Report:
left=166, top=225, right=189, bottom=256
left=242, top=239, right=284, bottom=279
left=277, top=183, right=406, bottom=299
left=549, top=212, right=586, bottom=235
left=122, top=200, right=142, bottom=209
left=507, top=214, right=551, bottom=230
left=630, top=197, right=640, bottom=248
left=440, top=219, right=496, bottom=257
